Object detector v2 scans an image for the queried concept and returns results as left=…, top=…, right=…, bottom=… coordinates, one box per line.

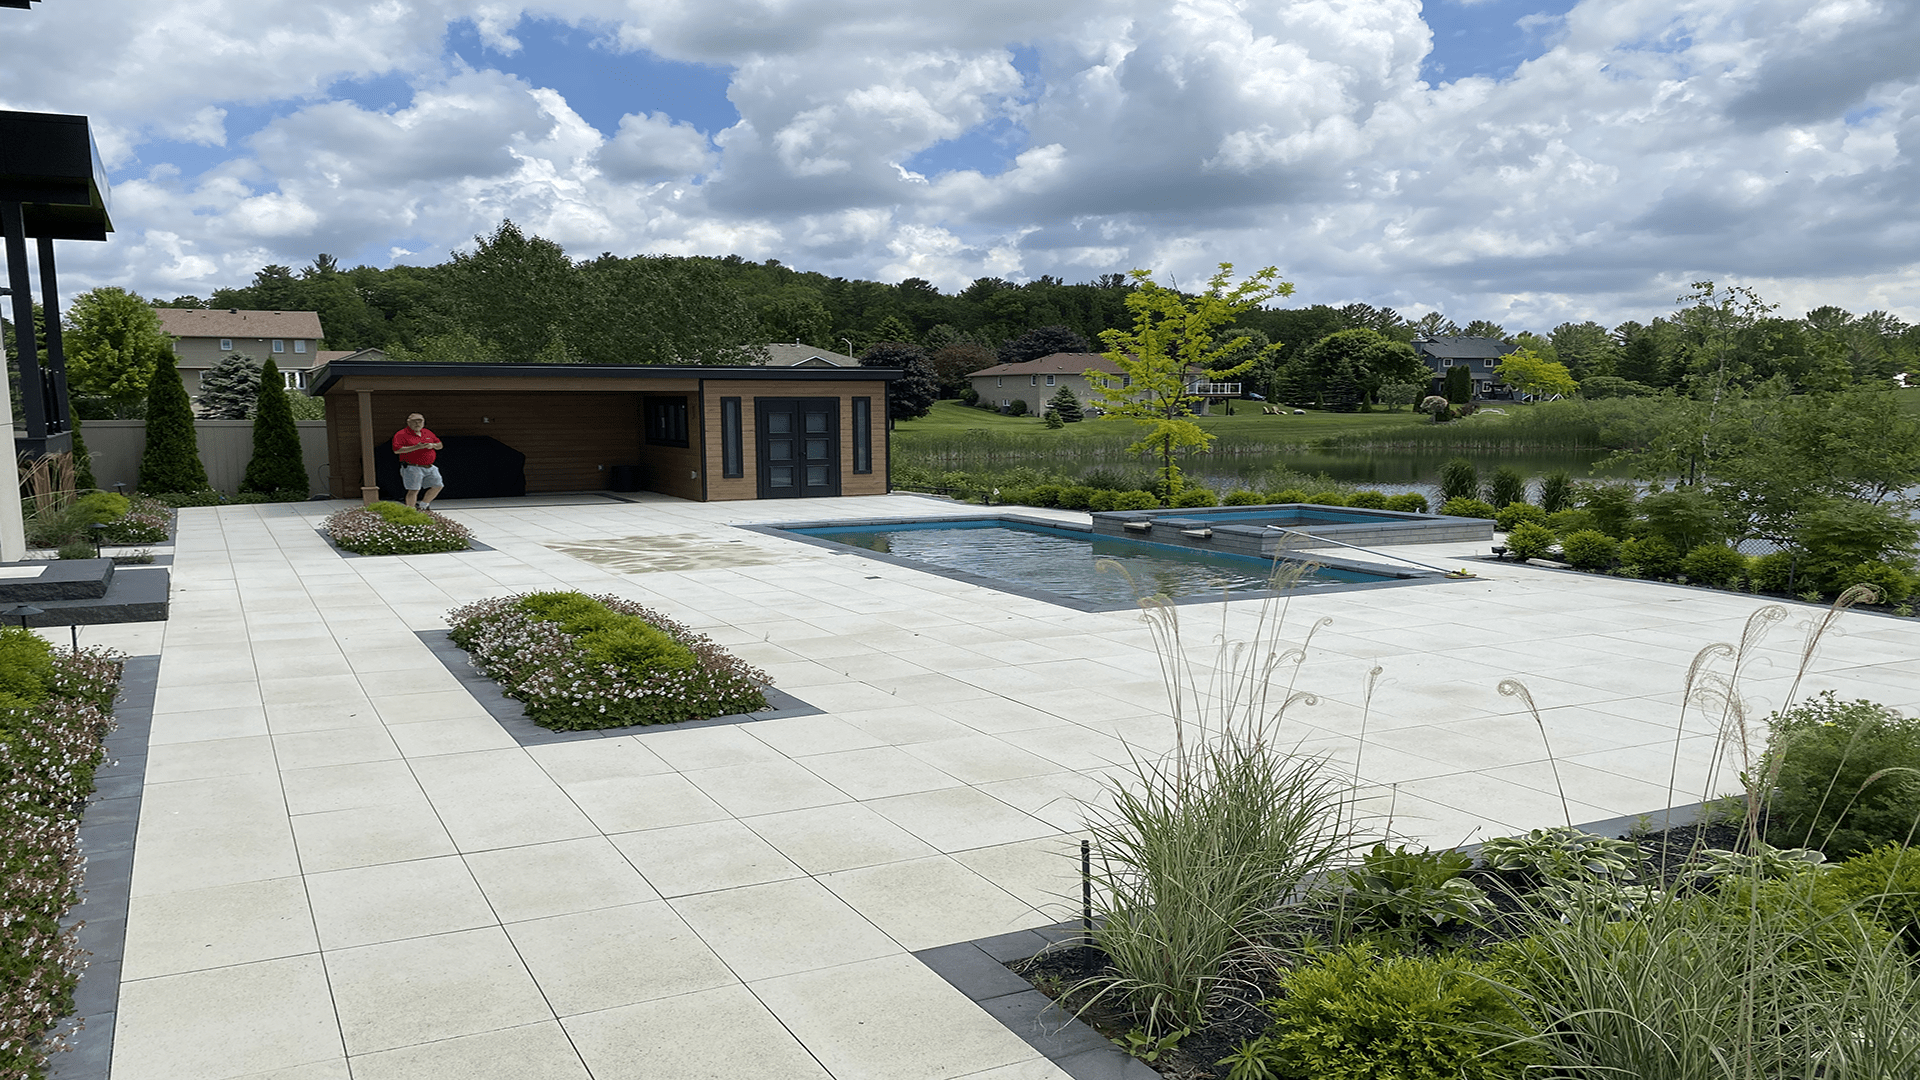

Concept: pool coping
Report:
left=745, top=514, right=1473, bottom=614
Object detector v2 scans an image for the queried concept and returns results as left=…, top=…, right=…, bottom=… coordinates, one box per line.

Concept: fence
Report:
left=68, top=420, right=332, bottom=496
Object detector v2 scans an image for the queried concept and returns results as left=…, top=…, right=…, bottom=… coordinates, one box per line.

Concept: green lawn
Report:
left=894, top=401, right=1432, bottom=446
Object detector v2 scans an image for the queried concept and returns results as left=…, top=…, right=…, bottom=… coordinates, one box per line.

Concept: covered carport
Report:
left=309, top=360, right=900, bottom=503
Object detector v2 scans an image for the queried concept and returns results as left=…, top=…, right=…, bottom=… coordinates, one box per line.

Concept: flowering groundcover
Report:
left=0, top=632, right=123, bottom=1078
left=446, top=592, right=770, bottom=730
left=323, top=501, right=472, bottom=556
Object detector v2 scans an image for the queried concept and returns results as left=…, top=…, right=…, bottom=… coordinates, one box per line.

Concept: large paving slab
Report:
left=71, top=492, right=1920, bottom=1079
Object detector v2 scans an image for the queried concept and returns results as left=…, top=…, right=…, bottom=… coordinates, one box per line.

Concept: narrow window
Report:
left=645, top=397, right=690, bottom=447
left=1030, top=375, right=1037, bottom=386
left=852, top=397, right=872, bottom=474
left=273, top=339, right=285, bottom=353
left=996, top=376, right=1003, bottom=387
left=294, top=340, right=307, bottom=354
left=721, top=397, right=743, bottom=478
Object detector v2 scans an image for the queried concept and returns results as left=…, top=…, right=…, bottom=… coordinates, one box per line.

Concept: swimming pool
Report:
left=1092, top=502, right=1492, bottom=558
left=768, top=516, right=1439, bottom=611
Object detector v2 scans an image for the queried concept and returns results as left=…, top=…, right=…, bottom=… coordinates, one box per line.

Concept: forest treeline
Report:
left=145, top=221, right=1919, bottom=398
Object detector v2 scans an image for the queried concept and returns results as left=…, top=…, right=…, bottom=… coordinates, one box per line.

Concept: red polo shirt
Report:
left=393, top=427, right=439, bottom=465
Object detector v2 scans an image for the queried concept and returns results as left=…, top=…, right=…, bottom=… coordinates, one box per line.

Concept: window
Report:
left=294, top=340, right=306, bottom=354
left=1030, top=375, right=1037, bottom=386
left=852, top=397, right=871, bottom=474
left=996, top=376, right=1003, bottom=387
left=645, top=397, right=690, bottom=447
left=283, top=370, right=306, bottom=390
left=219, top=338, right=232, bottom=351
left=721, top=397, right=743, bottom=478
left=272, top=339, right=285, bottom=353
left=1045, top=375, right=1056, bottom=386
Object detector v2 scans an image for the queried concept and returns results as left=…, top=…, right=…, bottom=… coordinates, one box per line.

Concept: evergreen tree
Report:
left=1444, top=365, right=1473, bottom=404
left=243, top=359, right=308, bottom=495
left=1047, top=384, right=1083, bottom=422
left=139, top=362, right=208, bottom=493
left=197, top=353, right=262, bottom=419
left=859, top=343, right=939, bottom=420
left=71, top=416, right=97, bottom=490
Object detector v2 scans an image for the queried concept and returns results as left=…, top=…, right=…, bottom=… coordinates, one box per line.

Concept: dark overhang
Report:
left=0, top=111, right=112, bottom=240
left=309, top=359, right=904, bottom=396
left=0, top=2, right=42, bottom=10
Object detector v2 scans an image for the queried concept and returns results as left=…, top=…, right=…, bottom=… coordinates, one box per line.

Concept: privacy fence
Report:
left=70, top=420, right=332, bottom=497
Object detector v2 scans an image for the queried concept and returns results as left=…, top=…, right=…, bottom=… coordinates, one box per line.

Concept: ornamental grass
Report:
left=0, top=635, right=123, bottom=1078
left=323, top=501, right=472, bottom=555
left=446, top=592, right=770, bottom=730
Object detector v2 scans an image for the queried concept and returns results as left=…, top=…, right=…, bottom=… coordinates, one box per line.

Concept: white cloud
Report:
left=4, top=0, right=1917, bottom=329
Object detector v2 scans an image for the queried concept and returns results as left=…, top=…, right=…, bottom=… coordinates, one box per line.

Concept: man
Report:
left=392, top=412, right=445, bottom=510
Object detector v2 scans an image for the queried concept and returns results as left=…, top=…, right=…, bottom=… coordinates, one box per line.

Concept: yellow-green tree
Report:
left=1495, top=345, right=1578, bottom=399
left=65, top=287, right=172, bottom=416
left=1087, top=265, right=1291, bottom=499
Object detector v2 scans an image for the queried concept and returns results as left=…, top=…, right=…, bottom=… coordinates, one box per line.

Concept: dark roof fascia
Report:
left=310, top=360, right=904, bottom=396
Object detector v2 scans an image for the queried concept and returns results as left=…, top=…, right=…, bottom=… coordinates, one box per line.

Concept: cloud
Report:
left=6, top=0, right=1919, bottom=329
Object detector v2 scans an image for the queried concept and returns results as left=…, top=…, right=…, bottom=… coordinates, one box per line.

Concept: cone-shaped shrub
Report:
left=138, top=362, right=208, bottom=493
left=242, top=358, right=308, bottom=495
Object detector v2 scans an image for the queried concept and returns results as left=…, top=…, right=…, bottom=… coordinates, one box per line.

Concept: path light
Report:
left=90, top=520, right=108, bottom=558
left=7, top=604, right=41, bottom=629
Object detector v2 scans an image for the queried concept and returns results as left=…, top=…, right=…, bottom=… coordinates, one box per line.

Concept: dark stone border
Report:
left=742, top=516, right=1470, bottom=614
left=417, top=630, right=822, bottom=746
left=916, top=801, right=1712, bottom=1080
left=52, top=653, right=159, bottom=1080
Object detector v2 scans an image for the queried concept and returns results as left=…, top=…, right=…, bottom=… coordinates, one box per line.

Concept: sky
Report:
left=2, top=0, right=1917, bottom=332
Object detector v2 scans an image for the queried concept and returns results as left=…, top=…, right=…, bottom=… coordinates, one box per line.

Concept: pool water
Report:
left=791, top=520, right=1394, bottom=607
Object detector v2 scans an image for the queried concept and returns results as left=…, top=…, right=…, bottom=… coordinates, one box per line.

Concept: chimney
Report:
left=228, top=308, right=237, bottom=314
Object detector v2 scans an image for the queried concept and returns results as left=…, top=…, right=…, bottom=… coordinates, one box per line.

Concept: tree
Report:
left=1410, top=312, right=1459, bottom=338
left=1462, top=320, right=1510, bottom=341
left=139, top=362, right=208, bottom=493
left=1549, top=320, right=1618, bottom=379
left=446, top=220, right=582, bottom=361
left=64, top=287, right=171, bottom=416
left=859, top=343, right=939, bottom=420
left=196, top=353, right=262, bottom=419
left=1378, top=382, right=1423, bottom=411
left=997, top=324, right=1090, bottom=365
left=928, top=343, right=993, bottom=397
left=1495, top=345, right=1578, bottom=399
left=243, top=359, right=308, bottom=495
left=1047, top=384, right=1084, bottom=422
left=571, top=253, right=765, bottom=365
left=1443, top=365, right=1472, bottom=404
left=1088, top=264, right=1292, bottom=499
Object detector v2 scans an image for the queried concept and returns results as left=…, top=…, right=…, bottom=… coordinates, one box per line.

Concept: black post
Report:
left=35, top=236, right=68, bottom=434
left=1081, top=838, right=1093, bottom=946
left=1, top=201, right=47, bottom=439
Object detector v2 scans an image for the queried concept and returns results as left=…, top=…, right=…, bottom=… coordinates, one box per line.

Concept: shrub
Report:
left=1047, top=384, right=1083, bottom=421
left=1560, top=529, right=1618, bottom=571
left=1384, top=492, right=1428, bottom=514
left=1438, top=457, right=1479, bottom=502
left=1577, top=482, right=1638, bottom=537
left=1303, top=491, right=1346, bottom=507
left=1028, top=484, right=1064, bottom=508
left=1042, top=410, right=1064, bottom=428
left=1329, top=844, right=1491, bottom=947
left=1220, top=944, right=1541, bottom=1080
left=1504, top=522, right=1557, bottom=562
left=958, top=385, right=979, bottom=405
left=1537, top=469, right=1574, bottom=514
left=56, top=541, right=97, bottom=561
left=1345, top=490, right=1388, bottom=509
left=73, top=491, right=129, bottom=525
left=1824, top=844, right=1920, bottom=953
left=1489, top=465, right=1528, bottom=508
left=1223, top=489, right=1264, bottom=506
left=1494, top=502, right=1547, bottom=532
left=1619, top=535, right=1682, bottom=578
left=138, top=362, right=209, bottom=494
left=1086, top=489, right=1118, bottom=512
left=0, top=628, right=54, bottom=711
left=1265, top=488, right=1310, bottom=505
left=323, top=501, right=473, bottom=556
left=242, top=358, right=310, bottom=495
left=1438, top=497, right=1496, bottom=519
left=1174, top=488, right=1219, bottom=508
left=1111, top=490, right=1161, bottom=511
left=1681, top=544, right=1749, bottom=589
left=1007, top=398, right=1029, bottom=417
left=1761, top=692, right=1920, bottom=859
left=1545, top=507, right=1597, bottom=536
left=1640, top=486, right=1730, bottom=552
left=447, top=592, right=768, bottom=730
left=1057, top=486, right=1096, bottom=510
left=1750, top=549, right=1799, bottom=593
left=1823, top=561, right=1915, bottom=605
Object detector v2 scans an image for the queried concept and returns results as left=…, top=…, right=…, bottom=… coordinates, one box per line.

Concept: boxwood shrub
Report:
left=1560, top=530, right=1618, bottom=571
left=1504, top=522, right=1558, bottom=562
left=447, top=591, right=770, bottom=730
left=1494, top=502, right=1548, bottom=532
left=1439, top=497, right=1497, bottom=520
left=1345, top=490, right=1389, bottom=510
left=1384, top=492, right=1428, bottom=514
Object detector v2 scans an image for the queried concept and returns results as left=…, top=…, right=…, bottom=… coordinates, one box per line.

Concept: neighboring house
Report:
left=967, top=352, right=1125, bottom=415
left=155, top=308, right=326, bottom=398
left=1410, top=335, right=1517, bottom=399
left=761, top=343, right=859, bottom=368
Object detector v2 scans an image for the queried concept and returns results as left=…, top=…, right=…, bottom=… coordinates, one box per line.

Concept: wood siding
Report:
left=700, top=379, right=890, bottom=501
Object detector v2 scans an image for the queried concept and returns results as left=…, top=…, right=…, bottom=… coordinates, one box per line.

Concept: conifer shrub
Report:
left=194, top=353, right=262, bottom=419
left=1384, top=492, right=1428, bottom=514
left=1047, top=384, right=1083, bottom=421
left=1559, top=529, right=1619, bottom=571
left=1494, top=502, right=1547, bottom=532
left=1681, top=544, right=1749, bottom=589
left=242, top=358, right=310, bottom=496
left=1761, top=693, right=1920, bottom=859
left=138, top=363, right=209, bottom=494
left=70, top=418, right=96, bottom=491
left=1438, top=497, right=1496, bottom=519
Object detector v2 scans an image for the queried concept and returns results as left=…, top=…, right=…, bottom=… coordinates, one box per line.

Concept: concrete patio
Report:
left=61, top=492, right=1920, bottom=1079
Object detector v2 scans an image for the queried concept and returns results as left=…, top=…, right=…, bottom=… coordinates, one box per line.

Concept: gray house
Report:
left=155, top=308, right=326, bottom=398
left=1411, top=336, right=1516, bottom=399
left=966, top=352, right=1125, bottom=415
